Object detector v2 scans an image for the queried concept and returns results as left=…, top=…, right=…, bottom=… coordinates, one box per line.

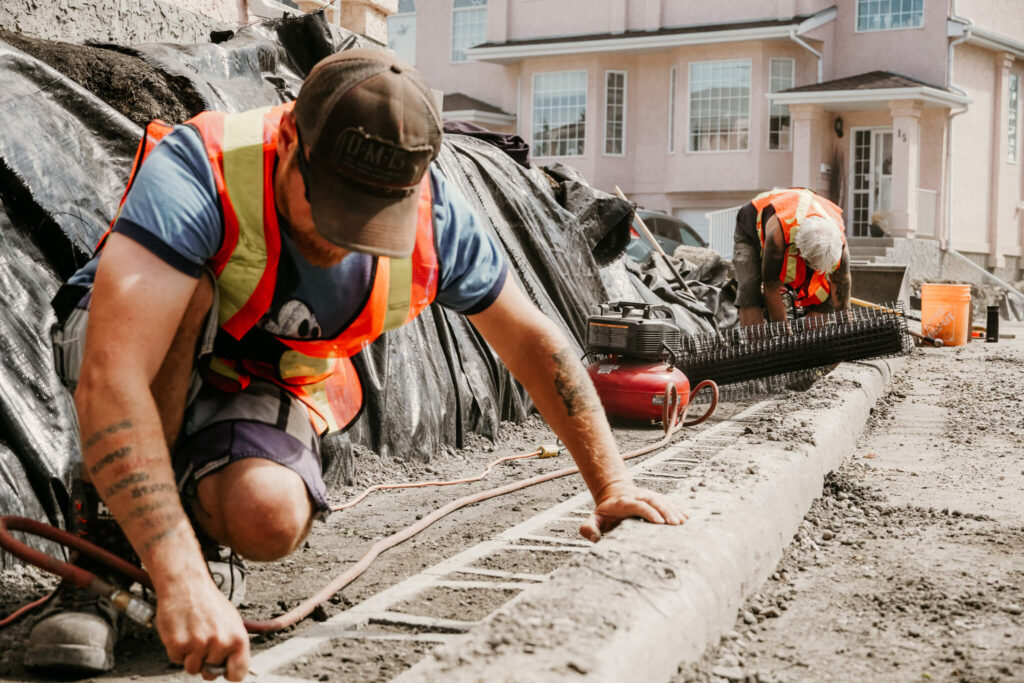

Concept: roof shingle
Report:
left=442, top=92, right=510, bottom=115
left=783, top=70, right=945, bottom=93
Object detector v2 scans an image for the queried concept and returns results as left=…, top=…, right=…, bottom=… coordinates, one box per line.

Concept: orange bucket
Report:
left=921, top=283, right=971, bottom=346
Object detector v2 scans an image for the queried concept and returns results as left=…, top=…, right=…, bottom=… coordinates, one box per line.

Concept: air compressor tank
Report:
left=586, top=357, right=690, bottom=423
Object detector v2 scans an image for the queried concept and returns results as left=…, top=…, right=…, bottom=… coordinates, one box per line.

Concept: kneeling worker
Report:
left=27, top=49, right=685, bottom=681
left=732, top=188, right=852, bottom=326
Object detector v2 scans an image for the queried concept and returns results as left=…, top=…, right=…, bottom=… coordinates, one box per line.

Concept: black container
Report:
left=986, top=305, right=1000, bottom=343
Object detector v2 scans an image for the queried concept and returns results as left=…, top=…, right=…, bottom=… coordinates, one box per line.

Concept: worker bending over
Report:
left=28, top=49, right=685, bottom=681
left=732, top=188, right=852, bottom=326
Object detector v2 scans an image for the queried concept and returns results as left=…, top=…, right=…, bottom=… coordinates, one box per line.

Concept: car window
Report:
left=647, top=216, right=675, bottom=240
left=677, top=224, right=705, bottom=247
left=635, top=211, right=708, bottom=249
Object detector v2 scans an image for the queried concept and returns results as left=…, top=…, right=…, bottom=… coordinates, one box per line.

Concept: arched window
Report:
left=387, top=0, right=416, bottom=65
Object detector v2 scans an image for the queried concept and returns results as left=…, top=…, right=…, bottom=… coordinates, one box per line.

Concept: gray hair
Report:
left=794, top=213, right=843, bottom=273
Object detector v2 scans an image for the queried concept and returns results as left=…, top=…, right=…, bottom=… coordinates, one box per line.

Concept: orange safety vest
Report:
left=750, top=188, right=846, bottom=308
left=104, top=102, right=440, bottom=434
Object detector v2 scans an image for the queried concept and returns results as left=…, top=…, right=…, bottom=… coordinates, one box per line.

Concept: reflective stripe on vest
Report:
left=218, top=106, right=275, bottom=337
left=750, top=188, right=845, bottom=307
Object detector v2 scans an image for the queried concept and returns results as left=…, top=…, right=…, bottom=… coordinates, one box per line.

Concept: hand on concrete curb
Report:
left=581, top=482, right=687, bottom=542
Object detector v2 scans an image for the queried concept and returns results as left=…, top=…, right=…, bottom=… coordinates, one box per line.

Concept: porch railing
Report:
left=917, top=188, right=938, bottom=239
left=706, top=205, right=743, bottom=259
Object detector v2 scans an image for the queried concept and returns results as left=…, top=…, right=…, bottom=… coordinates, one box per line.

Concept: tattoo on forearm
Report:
left=138, top=510, right=186, bottom=532
left=82, top=420, right=132, bottom=451
left=138, top=526, right=181, bottom=555
left=125, top=499, right=176, bottom=521
left=130, top=482, right=176, bottom=499
left=551, top=348, right=598, bottom=417
left=88, top=446, right=132, bottom=477
left=102, top=472, right=150, bottom=498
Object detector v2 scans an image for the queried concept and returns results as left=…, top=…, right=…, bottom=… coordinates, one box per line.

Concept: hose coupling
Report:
left=90, top=577, right=155, bottom=627
left=537, top=444, right=561, bottom=458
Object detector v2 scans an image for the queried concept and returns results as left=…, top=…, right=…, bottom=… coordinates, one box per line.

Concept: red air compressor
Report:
left=585, top=302, right=717, bottom=425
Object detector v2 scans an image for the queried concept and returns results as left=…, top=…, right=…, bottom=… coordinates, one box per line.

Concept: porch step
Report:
left=849, top=246, right=890, bottom=258
left=847, top=236, right=895, bottom=247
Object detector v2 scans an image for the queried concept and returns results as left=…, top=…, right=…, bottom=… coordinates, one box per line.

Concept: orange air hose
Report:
left=331, top=450, right=548, bottom=512
left=0, top=380, right=718, bottom=633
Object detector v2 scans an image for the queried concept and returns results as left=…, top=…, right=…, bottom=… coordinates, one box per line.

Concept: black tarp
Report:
left=0, top=13, right=733, bottom=557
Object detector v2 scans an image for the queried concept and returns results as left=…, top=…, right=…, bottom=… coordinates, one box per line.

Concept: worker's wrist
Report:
left=144, top=537, right=210, bottom=593
left=592, top=477, right=634, bottom=503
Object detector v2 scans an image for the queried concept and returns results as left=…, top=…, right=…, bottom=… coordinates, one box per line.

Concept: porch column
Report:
left=790, top=103, right=825, bottom=192
left=987, top=52, right=1015, bottom=269
left=329, top=0, right=396, bottom=42
left=888, top=99, right=923, bottom=238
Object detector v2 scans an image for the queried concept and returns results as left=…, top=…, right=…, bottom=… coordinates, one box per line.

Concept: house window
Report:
left=1010, top=74, right=1019, bottom=163
left=688, top=59, right=751, bottom=152
left=604, top=70, right=626, bottom=156
left=769, top=58, right=794, bottom=151
left=532, top=70, right=587, bottom=158
left=387, top=0, right=416, bottom=65
left=856, top=0, right=924, bottom=32
left=452, top=0, right=487, bottom=63
left=668, top=66, right=676, bottom=153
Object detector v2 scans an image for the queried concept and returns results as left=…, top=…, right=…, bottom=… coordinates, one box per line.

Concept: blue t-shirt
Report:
left=71, top=126, right=507, bottom=339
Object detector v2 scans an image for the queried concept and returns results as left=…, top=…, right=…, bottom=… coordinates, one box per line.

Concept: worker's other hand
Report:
left=156, top=577, right=250, bottom=681
left=580, top=481, right=687, bottom=542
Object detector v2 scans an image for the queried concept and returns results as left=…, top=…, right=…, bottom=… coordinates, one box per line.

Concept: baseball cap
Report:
left=293, top=49, right=442, bottom=258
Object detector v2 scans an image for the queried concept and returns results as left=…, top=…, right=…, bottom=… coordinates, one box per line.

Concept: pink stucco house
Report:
left=388, top=0, right=1024, bottom=285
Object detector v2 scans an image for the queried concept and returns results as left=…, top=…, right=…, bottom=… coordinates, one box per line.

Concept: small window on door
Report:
left=850, top=129, right=893, bottom=236
left=768, top=59, right=794, bottom=151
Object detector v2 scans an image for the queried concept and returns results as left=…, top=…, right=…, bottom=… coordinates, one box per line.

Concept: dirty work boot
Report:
left=23, top=481, right=134, bottom=676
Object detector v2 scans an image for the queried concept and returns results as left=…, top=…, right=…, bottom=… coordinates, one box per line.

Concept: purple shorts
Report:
left=51, top=282, right=331, bottom=517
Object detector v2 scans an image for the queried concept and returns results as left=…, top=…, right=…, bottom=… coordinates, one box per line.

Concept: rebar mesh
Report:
left=679, top=304, right=912, bottom=402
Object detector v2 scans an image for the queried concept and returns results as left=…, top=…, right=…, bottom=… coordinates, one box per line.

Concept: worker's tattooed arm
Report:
left=80, top=418, right=191, bottom=558
left=74, top=211, right=249, bottom=682
left=72, top=234, right=223, bottom=593
left=469, top=279, right=687, bottom=541
left=550, top=348, right=601, bottom=417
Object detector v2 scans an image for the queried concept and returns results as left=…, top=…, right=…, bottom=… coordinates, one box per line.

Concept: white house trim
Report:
left=466, top=7, right=836, bottom=64
left=769, top=86, right=971, bottom=111
left=965, top=26, right=1024, bottom=60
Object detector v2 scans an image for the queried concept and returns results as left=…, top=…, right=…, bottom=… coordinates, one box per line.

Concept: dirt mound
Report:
left=0, top=29, right=204, bottom=127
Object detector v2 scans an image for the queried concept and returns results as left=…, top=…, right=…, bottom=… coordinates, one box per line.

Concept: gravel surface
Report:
left=0, top=406, right=746, bottom=681
left=676, top=329, right=1024, bottom=683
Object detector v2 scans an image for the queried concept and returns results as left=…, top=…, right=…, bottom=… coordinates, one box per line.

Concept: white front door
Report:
left=849, top=128, right=893, bottom=237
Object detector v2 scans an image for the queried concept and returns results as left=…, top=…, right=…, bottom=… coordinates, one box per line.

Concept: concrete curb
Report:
left=394, top=358, right=903, bottom=682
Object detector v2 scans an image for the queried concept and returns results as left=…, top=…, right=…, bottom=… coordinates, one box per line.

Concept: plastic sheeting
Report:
left=0, top=14, right=736, bottom=547
left=0, top=205, right=78, bottom=564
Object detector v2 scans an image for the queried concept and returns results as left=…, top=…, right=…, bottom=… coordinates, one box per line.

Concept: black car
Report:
left=625, top=210, right=707, bottom=261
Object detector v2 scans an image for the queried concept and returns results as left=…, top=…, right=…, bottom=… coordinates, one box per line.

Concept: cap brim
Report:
left=308, top=174, right=419, bottom=259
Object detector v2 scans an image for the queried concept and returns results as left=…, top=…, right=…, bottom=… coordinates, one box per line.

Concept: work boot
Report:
left=23, top=578, right=122, bottom=674
left=24, top=481, right=132, bottom=676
